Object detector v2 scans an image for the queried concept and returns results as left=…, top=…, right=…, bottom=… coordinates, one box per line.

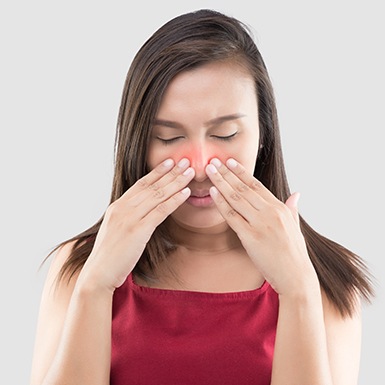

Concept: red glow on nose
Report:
left=170, top=143, right=227, bottom=170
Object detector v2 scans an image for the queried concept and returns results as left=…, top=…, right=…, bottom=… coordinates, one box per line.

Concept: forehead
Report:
left=157, top=61, right=257, bottom=119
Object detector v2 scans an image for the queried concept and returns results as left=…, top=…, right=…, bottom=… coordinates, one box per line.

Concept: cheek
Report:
left=237, top=143, right=259, bottom=173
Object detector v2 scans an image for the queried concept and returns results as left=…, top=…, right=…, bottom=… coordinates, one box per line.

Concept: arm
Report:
left=30, top=158, right=195, bottom=385
left=46, top=282, right=113, bottom=384
left=30, top=242, right=113, bottom=385
left=205, top=157, right=362, bottom=385
left=271, top=285, right=332, bottom=385
left=271, top=288, right=361, bottom=385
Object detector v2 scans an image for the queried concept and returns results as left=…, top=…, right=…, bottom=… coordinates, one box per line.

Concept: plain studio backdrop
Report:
left=1, top=1, right=383, bottom=384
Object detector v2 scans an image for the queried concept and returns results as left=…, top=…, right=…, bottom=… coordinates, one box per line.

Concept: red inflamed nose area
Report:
left=170, top=142, right=227, bottom=174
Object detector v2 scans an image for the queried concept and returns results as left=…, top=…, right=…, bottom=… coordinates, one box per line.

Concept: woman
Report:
left=30, top=9, right=373, bottom=385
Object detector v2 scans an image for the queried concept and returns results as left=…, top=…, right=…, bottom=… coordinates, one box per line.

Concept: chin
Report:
left=169, top=204, right=226, bottom=231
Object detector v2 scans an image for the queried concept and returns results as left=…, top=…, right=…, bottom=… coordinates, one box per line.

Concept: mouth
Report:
left=190, top=190, right=210, bottom=198
left=187, top=190, right=214, bottom=207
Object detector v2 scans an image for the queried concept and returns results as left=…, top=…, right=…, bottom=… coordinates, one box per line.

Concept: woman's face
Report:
left=147, top=60, right=260, bottom=230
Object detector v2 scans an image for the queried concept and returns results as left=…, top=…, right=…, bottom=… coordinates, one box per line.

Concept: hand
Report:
left=79, top=158, right=195, bottom=291
left=205, top=158, right=317, bottom=296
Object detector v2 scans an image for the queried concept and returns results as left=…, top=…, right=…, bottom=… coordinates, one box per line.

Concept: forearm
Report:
left=42, top=279, right=113, bottom=385
left=271, top=285, right=333, bottom=385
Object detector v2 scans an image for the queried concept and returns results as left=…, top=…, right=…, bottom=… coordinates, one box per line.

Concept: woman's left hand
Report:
left=206, top=157, right=318, bottom=296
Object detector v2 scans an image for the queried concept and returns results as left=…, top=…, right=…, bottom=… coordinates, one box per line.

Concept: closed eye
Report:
left=156, top=131, right=238, bottom=145
left=211, top=132, right=238, bottom=141
left=156, top=136, right=184, bottom=145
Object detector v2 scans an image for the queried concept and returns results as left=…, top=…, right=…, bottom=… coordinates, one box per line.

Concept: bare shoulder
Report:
left=38, top=239, right=85, bottom=326
left=43, top=240, right=82, bottom=297
left=321, top=290, right=362, bottom=385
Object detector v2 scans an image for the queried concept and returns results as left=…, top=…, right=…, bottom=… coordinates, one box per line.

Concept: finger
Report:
left=128, top=158, right=188, bottom=196
left=205, top=163, right=257, bottom=221
left=142, top=187, right=191, bottom=232
left=128, top=158, right=192, bottom=205
left=208, top=158, right=266, bottom=211
left=134, top=164, right=194, bottom=206
left=223, top=158, right=280, bottom=205
left=119, top=158, right=174, bottom=200
left=285, top=192, right=300, bottom=224
left=209, top=186, right=250, bottom=235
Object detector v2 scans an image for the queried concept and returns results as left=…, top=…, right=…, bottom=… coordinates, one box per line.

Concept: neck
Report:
left=139, top=217, right=262, bottom=292
left=166, top=217, right=242, bottom=254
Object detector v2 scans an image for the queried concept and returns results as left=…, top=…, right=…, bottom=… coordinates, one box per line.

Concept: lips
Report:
left=190, top=190, right=210, bottom=198
left=186, top=188, right=214, bottom=207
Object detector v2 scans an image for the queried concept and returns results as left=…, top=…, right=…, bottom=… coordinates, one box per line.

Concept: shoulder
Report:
left=43, top=240, right=83, bottom=301
left=49, top=241, right=78, bottom=274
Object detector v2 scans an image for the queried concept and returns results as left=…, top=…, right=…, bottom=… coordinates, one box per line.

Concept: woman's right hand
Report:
left=78, top=158, right=194, bottom=292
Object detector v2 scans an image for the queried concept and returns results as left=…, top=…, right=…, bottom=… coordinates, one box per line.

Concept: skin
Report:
left=146, top=61, right=263, bottom=291
left=30, top=61, right=362, bottom=385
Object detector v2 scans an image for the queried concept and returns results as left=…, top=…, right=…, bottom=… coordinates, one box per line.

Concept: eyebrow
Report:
left=152, top=113, right=246, bottom=129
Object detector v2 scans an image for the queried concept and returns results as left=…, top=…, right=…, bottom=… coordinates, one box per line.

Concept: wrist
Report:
left=76, top=266, right=117, bottom=297
left=279, top=269, right=321, bottom=303
left=279, top=284, right=322, bottom=310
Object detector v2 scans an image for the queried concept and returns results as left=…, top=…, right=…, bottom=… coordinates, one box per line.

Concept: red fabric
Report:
left=110, top=273, right=279, bottom=385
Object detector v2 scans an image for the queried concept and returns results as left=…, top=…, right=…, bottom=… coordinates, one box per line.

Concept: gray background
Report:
left=1, top=1, right=383, bottom=383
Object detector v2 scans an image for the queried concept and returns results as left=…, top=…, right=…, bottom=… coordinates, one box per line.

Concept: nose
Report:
left=189, top=142, right=213, bottom=182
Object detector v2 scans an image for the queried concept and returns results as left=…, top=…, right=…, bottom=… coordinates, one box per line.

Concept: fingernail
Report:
left=178, top=158, right=189, bottom=168
left=183, top=167, right=194, bottom=176
left=206, top=164, right=218, bottom=174
left=226, top=158, right=237, bottom=168
left=210, top=186, right=219, bottom=196
left=210, top=158, right=221, bottom=168
left=181, top=187, right=191, bottom=195
left=163, top=159, right=174, bottom=168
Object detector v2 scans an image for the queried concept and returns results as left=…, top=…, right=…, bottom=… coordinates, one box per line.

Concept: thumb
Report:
left=285, top=192, right=301, bottom=223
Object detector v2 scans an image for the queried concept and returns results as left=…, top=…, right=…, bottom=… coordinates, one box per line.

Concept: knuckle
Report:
left=215, top=176, right=225, bottom=185
left=137, top=178, right=149, bottom=189
left=154, top=166, right=164, bottom=175
left=105, top=202, right=125, bottom=224
left=235, top=182, right=248, bottom=193
left=148, top=182, right=160, bottom=191
left=251, top=180, right=262, bottom=191
left=281, top=204, right=292, bottom=218
left=221, top=167, right=230, bottom=176
left=156, top=201, right=168, bottom=214
left=237, top=167, right=246, bottom=176
left=106, top=201, right=119, bottom=217
left=226, top=208, right=237, bottom=217
left=169, top=167, right=180, bottom=177
left=271, top=206, right=285, bottom=222
left=215, top=194, right=225, bottom=205
left=153, top=188, right=166, bottom=199
left=230, top=192, right=241, bottom=201
left=171, top=192, right=186, bottom=205
left=176, top=174, right=189, bottom=187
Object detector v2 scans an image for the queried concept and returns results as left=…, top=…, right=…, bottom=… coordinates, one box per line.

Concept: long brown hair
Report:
left=47, top=9, right=373, bottom=317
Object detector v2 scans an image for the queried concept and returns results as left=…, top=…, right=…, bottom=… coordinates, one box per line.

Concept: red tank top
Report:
left=110, top=273, right=279, bottom=385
